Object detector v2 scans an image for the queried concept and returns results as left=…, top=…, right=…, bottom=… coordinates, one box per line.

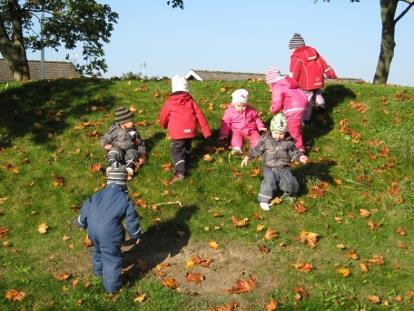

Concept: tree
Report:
left=0, top=0, right=118, bottom=81
left=320, top=0, right=414, bottom=85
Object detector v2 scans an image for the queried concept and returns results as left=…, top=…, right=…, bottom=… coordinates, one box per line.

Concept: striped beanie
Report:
left=106, top=167, right=128, bottom=187
left=289, top=33, right=305, bottom=49
left=114, top=106, right=134, bottom=123
left=265, top=66, right=282, bottom=85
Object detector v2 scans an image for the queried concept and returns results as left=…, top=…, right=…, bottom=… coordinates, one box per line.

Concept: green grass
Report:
left=0, top=78, right=413, bottom=310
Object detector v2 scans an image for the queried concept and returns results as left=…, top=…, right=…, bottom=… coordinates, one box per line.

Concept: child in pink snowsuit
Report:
left=265, top=66, right=308, bottom=152
left=219, top=89, right=267, bottom=154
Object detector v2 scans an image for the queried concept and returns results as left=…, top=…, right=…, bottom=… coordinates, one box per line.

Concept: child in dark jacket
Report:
left=101, top=106, right=147, bottom=178
left=75, top=167, right=141, bottom=293
left=159, top=75, right=212, bottom=184
left=241, top=113, right=308, bottom=211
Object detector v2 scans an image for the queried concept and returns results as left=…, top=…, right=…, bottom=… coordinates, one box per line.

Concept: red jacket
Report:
left=159, top=92, right=212, bottom=140
left=290, top=46, right=336, bottom=91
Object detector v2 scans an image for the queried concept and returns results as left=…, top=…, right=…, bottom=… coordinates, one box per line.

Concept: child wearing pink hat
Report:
left=265, top=66, right=308, bottom=152
left=219, top=89, right=267, bottom=154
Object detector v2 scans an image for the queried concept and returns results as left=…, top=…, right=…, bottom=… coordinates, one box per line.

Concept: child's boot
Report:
left=259, top=202, right=271, bottom=211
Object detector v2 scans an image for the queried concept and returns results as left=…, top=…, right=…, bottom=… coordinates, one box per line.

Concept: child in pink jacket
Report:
left=219, top=89, right=267, bottom=154
left=265, top=66, right=308, bottom=152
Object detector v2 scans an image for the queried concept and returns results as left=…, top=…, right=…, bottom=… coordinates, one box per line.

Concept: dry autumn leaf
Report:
left=294, top=200, right=307, bottom=213
left=336, top=243, right=346, bottom=249
left=83, top=236, right=93, bottom=248
left=185, top=272, right=205, bottom=285
left=228, top=275, right=256, bottom=294
left=360, top=209, right=371, bottom=218
left=396, top=227, right=407, bottom=236
left=336, top=267, right=351, bottom=277
left=310, top=182, right=328, bottom=198
left=208, top=241, right=219, bottom=250
left=389, top=182, right=400, bottom=196
left=54, top=272, right=72, bottom=281
left=368, top=295, right=381, bottom=304
left=258, top=244, right=270, bottom=254
left=264, top=228, right=279, bottom=241
left=359, top=262, right=369, bottom=272
left=4, top=289, right=26, bottom=301
left=250, top=168, right=261, bottom=177
left=38, top=223, right=49, bottom=234
left=0, top=226, right=9, bottom=238
left=191, top=255, right=212, bottom=268
left=298, top=231, right=319, bottom=248
left=203, top=154, right=213, bottom=162
left=292, top=263, right=313, bottom=273
left=368, top=220, right=380, bottom=231
left=62, top=234, right=71, bottom=241
left=368, top=255, right=385, bottom=266
left=52, top=175, right=64, bottom=187
left=256, top=224, right=266, bottom=232
left=266, top=299, right=278, bottom=311
left=294, top=287, right=309, bottom=301
left=134, top=293, right=146, bottom=303
left=231, top=216, right=249, bottom=228
left=253, top=212, right=264, bottom=220
left=90, top=163, right=103, bottom=172
left=270, top=197, right=282, bottom=205
left=211, top=301, right=240, bottom=311
left=162, top=162, right=173, bottom=171
left=347, top=250, right=359, bottom=260
left=162, top=278, right=179, bottom=289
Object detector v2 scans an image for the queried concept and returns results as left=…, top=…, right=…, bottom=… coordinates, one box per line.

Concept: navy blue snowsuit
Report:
left=76, top=183, right=141, bottom=293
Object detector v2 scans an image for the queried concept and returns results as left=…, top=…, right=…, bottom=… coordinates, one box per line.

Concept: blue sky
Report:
left=28, top=1, right=414, bottom=86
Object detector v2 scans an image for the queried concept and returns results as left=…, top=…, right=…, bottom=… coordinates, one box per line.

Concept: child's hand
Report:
left=135, top=238, right=141, bottom=245
left=299, top=155, right=308, bottom=164
left=241, top=156, right=249, bottom=168
left=104, top=144, right=112, bottom=150
left=259, top=127, right=267, bottom=133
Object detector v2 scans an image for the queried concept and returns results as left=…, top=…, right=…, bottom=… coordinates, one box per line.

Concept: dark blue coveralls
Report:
left=76, top=183, right=141, bottom=293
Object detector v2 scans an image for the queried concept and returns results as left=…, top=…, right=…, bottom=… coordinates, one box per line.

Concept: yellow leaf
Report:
left=336, top=243, right=346, bottom=249
left=54, top=272, right=71, bottom=281
left=264, top=228, right=279, bottom=241
left=360, top=209, right=371, bottom=218
left=134, top=293, right=146, bottom=303
left=336, top=267, right=351, bottom=277
left=4, top=289, right=26, bottom=301
left=256, top=224, right=266, bottom=232
left=162, top=278, right=179, bottom=289
left=231, top=216, right=249, bottom=228
left=359, top=262, right=369, bottom=272
left=368, top=295, right=381, bottom=304
left=38, top=223, right=49, bottom=234
left=270, top=197, right=282, bottom=205
left=186, top=259, right=195, bottom=269
left=208, top=241, right=219, bottom=250
left=62, top=234, right=71, bottom=241
left=203, top=154, right=213, bottom=162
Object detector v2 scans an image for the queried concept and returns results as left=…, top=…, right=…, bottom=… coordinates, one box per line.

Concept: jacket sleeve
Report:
left=270, top=87, right=284, bottom=114
left=135, top=131, right=147, bottom=159
left=219, top=109, right=232, bottom=138
left=253, top=110, right=266, bottom=129
left=75, top=197, right=91, bottom=229
left=247, top=135, right=266, bottom=159
left=289, top=56, right=303, bottom=82
left=318, top=54, right=337, bottom=79
left=192, top=100, right=212, bottom=138
left=159, top=101, right=170, bottom=129
left=101, top=126, right=114, bottom=148
left=288, top=143, right=304, bottom=162
left=124, top=199, right=141, bottom=240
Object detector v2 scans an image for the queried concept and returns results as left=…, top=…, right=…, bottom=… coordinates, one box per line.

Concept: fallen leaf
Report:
left=368, top=295, right=381, bottom=304
left=270, top=197, right=282, bottom=205
left=156, top=263, right=170, bottom=271
left=266, top=299, right=278, bottom=311
left=0, top=197, right=8, bottom=205
left=0, top=226, right=9, bottom=238
left=336, top=267, right=351, bottom=277
left=162, top=278, right=179, bottom=289
left=294, top=201, right=307, bottom=213
left=191, top=255, right=212, bottom=268
left=336, top=243, right=346, bottom=249
left=334, top=179, right=343, bottom=185
left=258, top=245, right=270, bottom=253
left=359, top=262, right=369, bottom=272
left=185, top=272, right=205, bottom=285
left=256, top=224, right=266, bottom=232
left=310, top=182, right=328, bottom=198
left=398, top=242, right=408, bottom=249
left=396, top=227, right=406, bottom=236
left=186, top=259, right=195, bottom=269
left=38, top=223, right=49, bottom=234
left=389, top=182, right=399, bottom=196
left=71, top=279, right=80, bottom=287
left=368, top=220, right=380, bottom=231
left=360, top=209, right=371, bottom=218
left=293, top=287, right=309, bottom=301
left=52, top=175, right=64, bottom=187
left=208, top=241, right=219, bottom=250
left=253, top=212, right=264, bottom=220
left=264, top=228, right=279, bottom=241
left=211, top=301, right=240, bottom=311
left=90, top=163, right=103, bottom=172
left=367, top=255, right=384, bottom=266
left=334, top=216, right=343, bottom=224
left=162, top=162, right=172, bottom=171
left=62, top=234, right=71, bottom=241
left=4, top=289, right=26, bottom=301
left=250, top=168, right=261, bottom=177
left=394, top=295, right=404, bottom=302
left=83, top=236, right=93, bottom=247
left=292, top=263, right=313, bottom=273
left=231, top=216, right=249, bottom=228
left=54, top=272, right=71, bottom=281
left=347, top=250, right=359, bottom=260
left=203, top=154, right=213, bottom=162
left=134, top=293, right=147, bottom=303
left=228, top=275, right=256, bottom=294
left=298, top=231, right=319, bottom=248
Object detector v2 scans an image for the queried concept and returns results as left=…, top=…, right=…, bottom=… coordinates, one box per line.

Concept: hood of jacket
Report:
left=169, top=91, right=193, bottom=105
left=274, top=76, right=300, bottom=90
left=292, top=46, right=319, bottom=62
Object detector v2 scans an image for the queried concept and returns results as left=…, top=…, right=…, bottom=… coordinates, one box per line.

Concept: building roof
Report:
left=185, top=69, right=264, bottom=81
left=0, top=59, right=81, bottom=82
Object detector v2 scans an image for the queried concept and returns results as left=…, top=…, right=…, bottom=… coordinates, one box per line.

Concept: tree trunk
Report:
left=373, top=0, right=398, bottom=85
left=0, top=0, right=30, bottom=81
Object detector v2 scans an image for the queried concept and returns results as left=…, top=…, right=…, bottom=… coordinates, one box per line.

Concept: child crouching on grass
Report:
left=241, top=113, right=308, bottom=211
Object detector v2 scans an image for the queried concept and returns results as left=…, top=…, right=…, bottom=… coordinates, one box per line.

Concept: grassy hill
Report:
left=0, top=78, right=413, bottom=310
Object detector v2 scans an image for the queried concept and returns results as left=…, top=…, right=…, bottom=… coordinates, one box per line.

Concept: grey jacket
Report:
left=247, top=133, right=303, bottom=168
left=101, top=123, right=146, bottom=156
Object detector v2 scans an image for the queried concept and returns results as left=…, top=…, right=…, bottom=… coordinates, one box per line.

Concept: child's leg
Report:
left=257, top=166, right=278, bottom=203
left=171, top=139, right=190, bottom=176
left=230, top=131, right=243, bottom=151
left=247, top=130, right=261, bottom=148
left=278, top=167, right=299, bottom=196
left=314, top=89, right=326, bottom=109
left=91, top=239, right=103, bottom=276
left=287, top=116, right=305, bottom=152
left=107, top=147, right=125, bottom=167
left=303, top=91, right=315, bottom=121
left=125, top=148, right=139, bottom=169
left=101, top=243, right=123, bottom=293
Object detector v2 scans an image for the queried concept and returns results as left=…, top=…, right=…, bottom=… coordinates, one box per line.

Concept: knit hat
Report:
left=171, top=75, right=189, bottom=93
left=270, top=113, right=288, bottom=133
left=106, top=167, right=128, bottom=187
left=289, top=33, right=305, bottom=49
left=114, top=106, right=134, bottom=123
left=231, top=89, right=249, bottom=104
left=265, top=66, right=282, bottom=85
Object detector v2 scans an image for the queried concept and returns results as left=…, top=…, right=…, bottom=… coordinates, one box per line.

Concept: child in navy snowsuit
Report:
left=76, top=167, right=141, bottom=293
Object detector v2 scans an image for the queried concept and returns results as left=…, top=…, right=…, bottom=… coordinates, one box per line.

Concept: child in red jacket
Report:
left=159, top=75, right=212, bottom=184
left=289, top=33, right=337, bottom=121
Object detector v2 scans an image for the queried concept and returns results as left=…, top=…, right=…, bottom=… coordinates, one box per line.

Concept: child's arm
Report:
left=192, top=101, right=212, bottom=138
left=252, top=109, right=266, bottom=132
left=125, top=200, right=141, bottom=242
left=159, top=102, right=170, bottom=129
left=241, top=136, right=265, bottom=167
left=101, top=127, right=114, bottom=149
left=75, top=197, right=91, bottom=229
left=288, top=145, right=308, bottom=163
left=270, top=87, right=284, bottom=114
left=134, top=131, right=147, bottom=161
left=289, top=57, right=303, bottom=82
left=318, top=54, right=337, bottom=79
left=219, top=110, right=232, bottom=139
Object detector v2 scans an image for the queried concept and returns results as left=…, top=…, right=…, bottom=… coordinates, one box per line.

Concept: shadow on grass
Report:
left=0, top=78, right=116, bottom=150
left=303, top=84, right=356, bottom=150
left=144, top=131, right=165, bottom=156
left=121, top=204, right=197, bottom=286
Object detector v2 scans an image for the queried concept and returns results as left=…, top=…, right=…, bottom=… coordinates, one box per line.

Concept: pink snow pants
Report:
left=231, top=130, right=261, bottom=150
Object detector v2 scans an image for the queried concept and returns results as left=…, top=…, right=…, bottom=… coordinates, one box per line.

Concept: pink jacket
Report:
left=270, top=77, right=309, bottom=118
left=220, top=104, right=265, bottom=138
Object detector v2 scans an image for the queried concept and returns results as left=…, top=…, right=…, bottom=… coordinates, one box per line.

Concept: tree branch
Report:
left=395, top=0, right=414, bottom=24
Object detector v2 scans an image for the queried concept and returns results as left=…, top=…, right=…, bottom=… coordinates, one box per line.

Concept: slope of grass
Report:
left=0, top=78, right=413, bottom=310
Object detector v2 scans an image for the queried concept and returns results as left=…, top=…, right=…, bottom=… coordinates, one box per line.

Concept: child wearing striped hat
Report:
left=288, top=33, right=337, bottom=120
left=265, top=66, right=308, bottom=152
left=101, top=106, right=147, bottom=178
